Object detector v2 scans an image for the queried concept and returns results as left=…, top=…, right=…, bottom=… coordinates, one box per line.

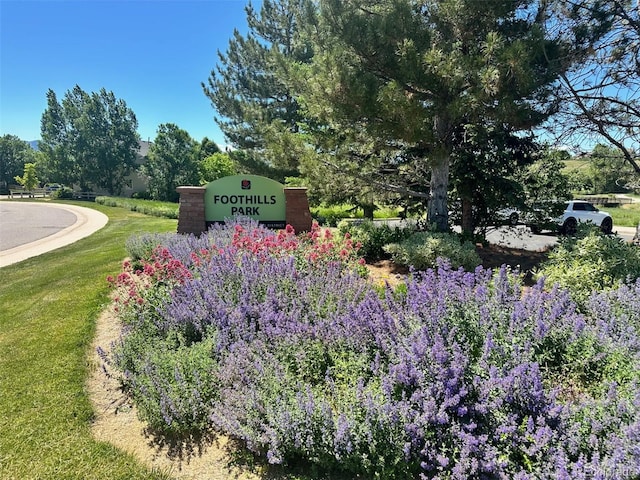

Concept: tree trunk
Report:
left=428, top=153, right=450, bottom=232
left=362, top=203, right=375, bottom=220
left=461, top=197, right=474, bottom=236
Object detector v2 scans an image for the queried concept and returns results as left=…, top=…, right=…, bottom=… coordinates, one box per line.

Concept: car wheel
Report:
left=600, top=217, right=613, bottom=234
left=509, top=212, right=519, bottom=226
left=562, top=217, right=577, bottom=235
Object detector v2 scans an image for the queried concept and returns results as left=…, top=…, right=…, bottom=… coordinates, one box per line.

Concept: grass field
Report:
left=0, top=201, right=177, bottom=480
left=605, top=202, right=640, bottom=227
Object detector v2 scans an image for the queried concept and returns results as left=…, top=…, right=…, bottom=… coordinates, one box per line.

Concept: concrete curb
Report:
left=0, top=203, right=108, bottom=268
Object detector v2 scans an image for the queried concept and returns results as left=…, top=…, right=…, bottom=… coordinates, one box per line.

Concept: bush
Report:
left=106, top=221, right=640, bottom=478
left=337, top=219, right=415, bottom=260
left=124, top=232, right=179, bottom=261
left=51, top=186, right=74, bottom=199
left=535, top=225, right=640, bottom=306
left=311, top=204, right=354, bottom=227
left=131, top=190, right=151, bottom=200
left=95, top=196, right=179, bottom=219
left=384, top=231, right=482, bottom=271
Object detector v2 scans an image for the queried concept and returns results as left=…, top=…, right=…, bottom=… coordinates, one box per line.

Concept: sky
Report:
left=0, top=0, right=257, bottom=148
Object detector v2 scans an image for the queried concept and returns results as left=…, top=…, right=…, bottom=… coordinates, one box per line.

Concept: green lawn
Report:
left=606, top=202, right=640, bottom=227
left=0, top=201, right=176, bottom=480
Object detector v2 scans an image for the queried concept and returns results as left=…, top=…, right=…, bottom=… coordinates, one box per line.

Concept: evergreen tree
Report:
left=449, top=124, right=540, bottom=234
left=293, top=0, right=569, bottom=231
left=202, top=0, right=315, bottom=176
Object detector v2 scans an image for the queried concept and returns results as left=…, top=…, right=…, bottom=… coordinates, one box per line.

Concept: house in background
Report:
left=120, top=139, right=151, bottom=197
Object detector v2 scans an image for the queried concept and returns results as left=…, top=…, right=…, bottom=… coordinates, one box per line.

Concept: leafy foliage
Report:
left=337, top=219, right=415, bottom=260
left=0, top=134, right=36, bottom=191
left=95, top=196, right=179, bottom=219
left=142, top=123, right=198, bottom=202
left=13, top=162, right=39, bottom=191
left=39, top=86, right=139, bottom=194
left=198, top=152, right=237, bottom=184
left=535, top=225, right=640, bottom=306
left=384, top=230, right=482, bottom=271
left=587, top=144, right=636, bottom=193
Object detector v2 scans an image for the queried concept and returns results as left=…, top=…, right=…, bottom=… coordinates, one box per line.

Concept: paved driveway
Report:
left=0, top=202, right=108, bottom=267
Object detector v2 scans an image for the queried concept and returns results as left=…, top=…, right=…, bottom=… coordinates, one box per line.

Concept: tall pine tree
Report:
left=202, top=0, right=314, bottom=179
left=294, top=0, right=569, bottom=231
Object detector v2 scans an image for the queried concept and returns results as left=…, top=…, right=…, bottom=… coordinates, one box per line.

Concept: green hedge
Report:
left=95, top=196, right=179, bottom=219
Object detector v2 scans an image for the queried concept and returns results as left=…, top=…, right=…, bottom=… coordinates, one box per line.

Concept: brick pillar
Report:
left=284, top=187, right=312, bottom=233
left=176, top=186, right=206, bottom=235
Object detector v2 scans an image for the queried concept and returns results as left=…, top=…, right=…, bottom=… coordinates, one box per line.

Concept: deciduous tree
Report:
left=548, top=0, right=640, bottom=173
left=0, top=135, right=35, bottom=190
left=14, top=163, right=39, bottom=191
left=198, top=152, right=237, bottom=183
left=39, top=85, right=139, bottom=194
left=143, top=124, right=198, bottom=202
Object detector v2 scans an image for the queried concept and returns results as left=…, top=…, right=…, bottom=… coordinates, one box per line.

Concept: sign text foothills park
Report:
left=204, top=175, right=286, bottom=228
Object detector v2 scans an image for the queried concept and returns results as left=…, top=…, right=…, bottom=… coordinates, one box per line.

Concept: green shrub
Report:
left=95, top=196, right=179, bottom=219
left=535, top=225, right=640, bottom=306
left=51, top=186, right=74, bottom=199
left=312, top=205, right=354, bottom=227
left=131, top=191, right=152, bottom=200
left=337, top=219, right=415, bottom=260
left=312, top=204, right=402, bottom=227
left=383, top=231, right=481, bottom=271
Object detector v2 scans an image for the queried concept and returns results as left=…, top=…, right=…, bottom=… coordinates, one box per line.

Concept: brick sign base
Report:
left=176, top=185, right=312, bottom=235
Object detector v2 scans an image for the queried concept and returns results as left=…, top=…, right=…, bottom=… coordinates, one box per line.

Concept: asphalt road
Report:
left=0, top=201, right=109, bottom=267
left=0, top=202, right=77, bottom=250
left=485, top=224, right=637, bottom=250
left=375, top=219, right=637, bottom=250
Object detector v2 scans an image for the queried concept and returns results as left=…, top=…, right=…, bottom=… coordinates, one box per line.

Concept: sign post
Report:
left=177, top=175, right=312, bottom=235
left=204, top=175, right=286, bottom=229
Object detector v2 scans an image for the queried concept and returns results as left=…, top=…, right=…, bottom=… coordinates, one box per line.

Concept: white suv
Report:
left=555, top=200, right=613, bottom=234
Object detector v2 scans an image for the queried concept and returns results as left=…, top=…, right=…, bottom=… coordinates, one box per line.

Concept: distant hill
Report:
left=29, top=140, right=39, bottom=151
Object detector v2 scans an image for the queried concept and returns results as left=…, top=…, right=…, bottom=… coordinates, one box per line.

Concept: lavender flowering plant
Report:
left=107, top=220, right=640, bottom=478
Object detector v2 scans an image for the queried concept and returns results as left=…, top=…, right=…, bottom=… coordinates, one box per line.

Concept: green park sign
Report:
left=204, top=175, right=286, bottom=228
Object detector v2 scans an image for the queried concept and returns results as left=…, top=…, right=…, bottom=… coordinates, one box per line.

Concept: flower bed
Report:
left=105, top=219, right=640, bottom=479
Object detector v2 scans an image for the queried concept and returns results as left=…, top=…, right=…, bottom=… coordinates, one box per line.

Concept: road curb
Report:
left=0, top=203, right=108, bottom=268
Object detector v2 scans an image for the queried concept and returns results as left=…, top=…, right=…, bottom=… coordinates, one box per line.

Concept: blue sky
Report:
left=0, top=0, right=256, bottom=148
